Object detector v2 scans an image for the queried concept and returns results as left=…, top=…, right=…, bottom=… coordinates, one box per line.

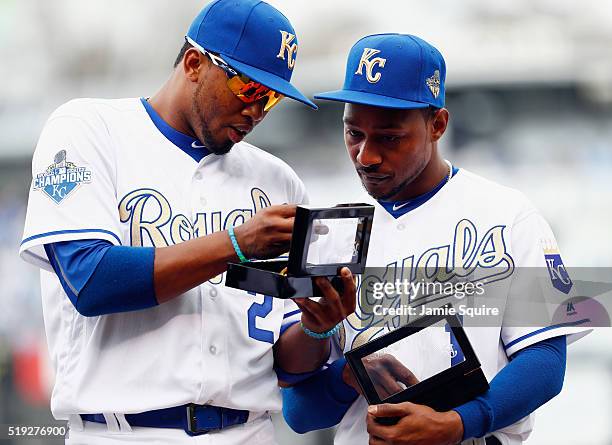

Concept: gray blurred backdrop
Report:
left=1, top=1, right=611, bottom=444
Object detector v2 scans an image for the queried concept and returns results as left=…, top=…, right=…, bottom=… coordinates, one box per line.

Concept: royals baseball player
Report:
left=19, top=1, right=356, bottom=444
left=282, top=34, right=592, bottom=445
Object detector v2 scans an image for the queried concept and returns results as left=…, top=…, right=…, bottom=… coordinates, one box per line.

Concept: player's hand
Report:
left=232, top=205, right=295, bottom=260
left=366, top=402, right=464, bottom=445
left=343, top=354, right=419, bottom=399
left=293, top=267, right=357, bottom=333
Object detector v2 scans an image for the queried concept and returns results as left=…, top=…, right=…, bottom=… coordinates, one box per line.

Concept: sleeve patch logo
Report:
left=542, top=240, right=573, bottom=294
left=32, top=150, right=92, bottom=204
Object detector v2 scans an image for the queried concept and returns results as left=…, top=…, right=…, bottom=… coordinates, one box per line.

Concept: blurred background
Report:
left=1, top=0, right=611, bottom=443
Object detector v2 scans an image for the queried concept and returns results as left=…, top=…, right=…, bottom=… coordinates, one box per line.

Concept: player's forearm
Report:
left=453, top=335, right=566, bottom=440
left=274, top=323, right=331, bottom=376
left=155, top=205, right=296, bottom=303
left=154, top=230, right=238, bottom=303
left=282, top=358, right=358, bottom=433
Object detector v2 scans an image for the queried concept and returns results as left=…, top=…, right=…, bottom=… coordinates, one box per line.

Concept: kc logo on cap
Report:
left=355, top=48, right=387, bottom=83
left=315, top=34, right=446, bottom=110
left=185, top=0, right=316, bottom=108
left=277, top=31, right=298, bottom=70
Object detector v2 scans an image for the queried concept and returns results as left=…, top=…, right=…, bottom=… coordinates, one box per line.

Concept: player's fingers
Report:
left=292, top=297, right=310, bottom=310
left=385, top=355, right=419, bottom=387
left=373, top=370, right=404, bottom=398
left=313, top=276, right=340, bottom=307
left=292, top=302, right=325, bottom=332
left=368, top=402, right=415, bottom=418
left=368, top=433, right=386, bottom=445
left=312, top=221, right=329, bottom=235
left=365, top=413, right=387, bottom=439
left=273, top=216, right=295, bottom=233
left=292, top=298, right=316, bottom=317
left=372, top=383, right=394, bottom=401
left=270, top=204, right=297, bottom=217
left=368, top=365, right=396, bottom=397
left=293, top=297, right=324, bottom=322
left=339, top=267, right=357, bottom=312
left=392, top=364, right=419, bottom=388
left=292, top=298, right=306, bottom=310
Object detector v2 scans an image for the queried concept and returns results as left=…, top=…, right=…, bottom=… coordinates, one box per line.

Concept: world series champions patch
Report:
left=33, top=150, right=92, bottom=204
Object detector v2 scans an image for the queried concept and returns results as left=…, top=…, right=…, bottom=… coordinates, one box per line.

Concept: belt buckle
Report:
left=186, top=404, right=217, bottom=435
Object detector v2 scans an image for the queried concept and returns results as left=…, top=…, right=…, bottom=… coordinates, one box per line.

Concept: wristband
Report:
left=301, top=322, right=341, bottom=340
left=228, top=226, right=249, bottom=263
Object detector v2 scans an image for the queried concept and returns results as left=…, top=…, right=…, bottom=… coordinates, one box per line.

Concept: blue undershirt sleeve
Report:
left=282, top=337, right=566, bottom=436
left=454, top=335, right=567, bottom=440
left=44, top=239, right=157, bottom=317
left=282, top=358, right=359, bottom=434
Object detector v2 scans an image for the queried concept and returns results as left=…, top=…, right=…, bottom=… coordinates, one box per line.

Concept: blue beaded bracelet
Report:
left=228, top=226, right=249, bottom=263
left=300, top=322, right=341, bottom=339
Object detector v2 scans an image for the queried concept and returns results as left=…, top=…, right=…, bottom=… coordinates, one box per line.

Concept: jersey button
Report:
left=200, top=196, right=207, bottom=205
left=194, top=172, right=203, bottom=181
left=209, top=288, right=217, bottom=299
left=397, top=223, right=405, bottom=231
left=209, top=345, right=217, bottom=355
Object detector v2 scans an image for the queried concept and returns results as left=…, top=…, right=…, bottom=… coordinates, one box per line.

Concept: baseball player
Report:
left=282, top=34, right=592, bottom=445
left=19, top=1, right=356, bottom=443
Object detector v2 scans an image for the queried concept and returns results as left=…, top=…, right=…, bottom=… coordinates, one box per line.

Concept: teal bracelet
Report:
left=228, top=226, right=249, bottom=263
left=300, top=322, right=341, bottom=340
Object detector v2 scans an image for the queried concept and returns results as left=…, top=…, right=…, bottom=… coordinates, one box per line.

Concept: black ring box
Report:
left=344, top=305, right=489, bottom=422
left=225, top=203, right=375, bottom=299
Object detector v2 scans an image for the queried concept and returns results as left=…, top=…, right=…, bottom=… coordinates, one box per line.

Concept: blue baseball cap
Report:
left=186, top=0, right=316, bottom=109
left=315, top=33, right=445, bottom=109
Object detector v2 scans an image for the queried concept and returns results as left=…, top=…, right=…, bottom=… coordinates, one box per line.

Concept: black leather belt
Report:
left=485, top=436, right=502, bottom=445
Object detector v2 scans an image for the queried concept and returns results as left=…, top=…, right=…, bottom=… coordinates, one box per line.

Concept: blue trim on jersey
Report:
left=280, top=320, right=299, bottom=336
left=21, top=228, right=122, bottom=246
left=283, top=309, right=301, bottom=320
left=504, top=319, right=590, bottom=350
left=378, top=165, right=460, bottom=219
left=140, top=97, right=210, bottom=163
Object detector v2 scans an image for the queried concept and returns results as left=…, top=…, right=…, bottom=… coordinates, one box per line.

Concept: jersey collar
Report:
left=140, top=97, right=209, bottom=163
left=378, top=165, right=460, bottom=219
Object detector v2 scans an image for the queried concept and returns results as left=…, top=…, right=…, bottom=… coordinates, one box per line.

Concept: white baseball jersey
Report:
left=331, top=168, right=591, bottom=445
left=19, top=98, right=305, bottom=420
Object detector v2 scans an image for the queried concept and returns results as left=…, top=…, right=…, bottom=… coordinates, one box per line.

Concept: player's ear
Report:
left=182, top=48, right=205, bottom=83
left=430, top=108, right=449, bottom=142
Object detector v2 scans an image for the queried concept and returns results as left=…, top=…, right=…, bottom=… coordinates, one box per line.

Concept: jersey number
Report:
left=247, top=293, right=274, bottom=344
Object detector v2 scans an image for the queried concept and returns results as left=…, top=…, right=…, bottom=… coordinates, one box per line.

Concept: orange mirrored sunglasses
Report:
left=200, top=47, right=284, bottom=112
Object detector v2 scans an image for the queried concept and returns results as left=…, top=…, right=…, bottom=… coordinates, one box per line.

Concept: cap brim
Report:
left=222, top=54, right=317, bottom=110
left=314, top=89, right=429, bottom=110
